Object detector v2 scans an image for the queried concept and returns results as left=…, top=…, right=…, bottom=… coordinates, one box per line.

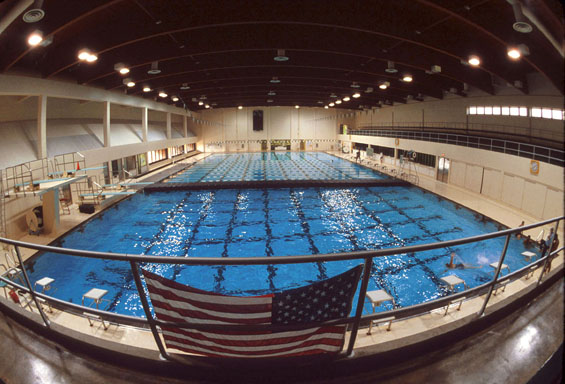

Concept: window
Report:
left=148, top=148, right=168, bottom=164
left=467, top=105, right=564, bottom=120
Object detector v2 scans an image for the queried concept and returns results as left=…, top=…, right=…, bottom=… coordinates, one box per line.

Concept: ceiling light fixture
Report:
left=343, top=96, right=350, bottom=101
left=329, top=102, right=335, bottom=107
left=352, top=93, right=361, bottom=98
left=401, top=74, right=413, bottom=82
left=295, top=105, right=300, bottom=109
left=379, top=81, right=390, bottom=89
left=335, top=100, right=342, bottom=104
left=143, top=86, right=151, bottom=92
left=180, top=83, right=190, bottom=90
left=238, top=106, right=243, bottom=110
left=114, top=63, right=129, bottom=74
left=267, top=91, right=276, bottom=96
left=158, top=91, right=168, bottom=98
left=126, top=81, right=135, bottom=88
left=267, top=99, right=274, bottom=103
left=274, top=49, right=289, bottom=61
left=324, top=106, right=329, bottom=109
left=205, top=104, right=210, bottom=109
left=198, top=101, right=204, bottom=106
left=385, top=61, right=398, bottom=74
left=507, top=47, right=521, bottom=60
left=171, top=96, right=179, bottom=102
left=27, top=30, right=43, bottom=46
left=468, top=55, right=481, bottom=67
left=270, top=76, right=280, bottom=83
left=78, top=49, right=97, bottom=62
left=148, top=61, right=161, bottom=75
left=330, top=93, right=337, bottom=98
left=350, top=82, right=360, bottom=88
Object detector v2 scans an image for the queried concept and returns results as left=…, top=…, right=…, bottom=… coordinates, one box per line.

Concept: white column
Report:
left=142, top=107, right=148, bottom=142
left=166, top=112, right=172, bottom=139
left=183, top=115, right=188, bottom=138
left=37, top=95, right=47, bottom=159
left=103, top=101, right=111, bottom=147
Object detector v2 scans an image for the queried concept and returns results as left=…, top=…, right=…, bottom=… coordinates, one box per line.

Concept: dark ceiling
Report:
left=0, top=0, right=563, bottom=111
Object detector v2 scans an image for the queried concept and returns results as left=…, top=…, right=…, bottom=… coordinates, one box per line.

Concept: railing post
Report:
left=14, top=246, right=51, bottom=328
left=477, top=234, right=511, bottom=317
left=346, top=257, right=373, bottom=356
left=129, top=261, right=169, bottom=359
left=537, top=220, right=560, bottom=286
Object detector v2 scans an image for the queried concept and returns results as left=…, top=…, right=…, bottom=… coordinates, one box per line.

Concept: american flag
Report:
left=141, top=265, right=363, bottom=358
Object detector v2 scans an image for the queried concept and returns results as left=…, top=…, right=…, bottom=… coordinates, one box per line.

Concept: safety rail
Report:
left=0, top=216, right=562, bottom=362
left=350, top=127, right=564, bottom=167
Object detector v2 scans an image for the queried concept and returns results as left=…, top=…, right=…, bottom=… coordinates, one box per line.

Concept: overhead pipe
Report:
left=0, top=0, right=34, bottom=36
left=507, top=0, right=564, bottom=58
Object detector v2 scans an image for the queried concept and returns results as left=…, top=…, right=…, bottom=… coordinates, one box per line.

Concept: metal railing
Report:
left=0, top=216, right=563, bottom=362
left=350, top=126, right=564, bottom=167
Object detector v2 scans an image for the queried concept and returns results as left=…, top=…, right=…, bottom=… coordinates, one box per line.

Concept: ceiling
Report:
left=0, top=0, right=563, bottom=111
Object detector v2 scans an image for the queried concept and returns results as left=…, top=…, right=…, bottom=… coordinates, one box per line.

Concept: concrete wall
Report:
left=354, top=93, right=564, bottom=143
left=197, top=106, right=354, bottom=152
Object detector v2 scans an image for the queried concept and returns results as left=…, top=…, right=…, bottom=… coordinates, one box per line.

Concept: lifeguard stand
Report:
left=399, top=150, right=419, bottom=185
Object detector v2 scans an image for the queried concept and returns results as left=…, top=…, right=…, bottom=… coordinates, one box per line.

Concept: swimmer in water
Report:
left=446, top=252, right=481, bottom=270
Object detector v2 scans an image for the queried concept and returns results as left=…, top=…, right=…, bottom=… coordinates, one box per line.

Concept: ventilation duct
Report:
left=507, top=0, right=533, bottom=33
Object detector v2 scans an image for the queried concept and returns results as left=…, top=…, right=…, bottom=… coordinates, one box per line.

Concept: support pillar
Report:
left=183, top=115, right=188, bottom=138
left=166, top=112, right=172, bottom=139
left=42, top=189, right=59, bottom=234
left=103, top=101, right=111, bottom=147
left=37, top=95, right=47, bottom=159
left=142, top=107, right=148, bottom=143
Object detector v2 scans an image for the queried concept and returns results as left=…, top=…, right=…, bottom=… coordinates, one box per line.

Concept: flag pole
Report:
left=346, top=257, right=373, bottom=356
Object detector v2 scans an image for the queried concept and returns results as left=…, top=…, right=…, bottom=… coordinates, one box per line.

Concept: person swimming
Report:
left=446, top=252, right=481, bottom=270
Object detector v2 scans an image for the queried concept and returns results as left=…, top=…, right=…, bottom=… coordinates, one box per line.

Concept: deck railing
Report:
left=349, top=126, right=564, bottom=167
left=0, top=216, right=563, bottom=362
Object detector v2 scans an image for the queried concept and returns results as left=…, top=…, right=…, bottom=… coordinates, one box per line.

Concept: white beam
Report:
left=166, top=112, right=172, bottom=139
left=103, top=101, right=111, bottom=147
left=142, top=107, right=148, bottom=143
left=37, top=95, right=47, bottom=159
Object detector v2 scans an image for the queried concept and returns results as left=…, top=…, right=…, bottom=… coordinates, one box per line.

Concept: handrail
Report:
left=0, top=215, right=563, bottom=363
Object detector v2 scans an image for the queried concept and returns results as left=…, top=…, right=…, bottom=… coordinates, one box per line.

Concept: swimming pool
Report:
left=166, top=152, right=389, bottom=182
left=26, top=185, right=538, bottom=318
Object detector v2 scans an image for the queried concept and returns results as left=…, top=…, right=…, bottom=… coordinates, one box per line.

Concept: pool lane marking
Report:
left=365, top=188, right=455, bottom=298
left=107, top=192, right=194, bottom=310
left=289, top=189, right=326, bottom=280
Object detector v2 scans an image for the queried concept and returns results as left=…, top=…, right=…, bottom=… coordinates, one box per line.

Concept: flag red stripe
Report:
left=164, top=342, right=339, bottom=358
left=147, top=284, right=272, bottom=314
left=162, top=331, right=344, bottom=356
left=160, top=325, right=346, bottom=347
left=152, top=299, right=271, bottom=324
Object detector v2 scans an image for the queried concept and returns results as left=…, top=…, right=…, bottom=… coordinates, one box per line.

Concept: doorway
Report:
left=437, top=156, right=450, bottom=183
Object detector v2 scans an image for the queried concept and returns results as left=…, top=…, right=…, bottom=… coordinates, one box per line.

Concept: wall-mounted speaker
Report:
left=253, top=110, right=263, bottom=131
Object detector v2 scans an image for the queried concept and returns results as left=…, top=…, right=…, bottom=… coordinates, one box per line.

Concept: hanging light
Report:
left=158, top=91, right=168, bottom=98
left=143, top=86, right=151, bottom=92
left=401, top=74, right=413, bottom=82
left=27, top=30, right=43, bottom=46
left=343, top=96, right=350, bottom=102
left=468, top=55, right=481, bottom=67
left=352, top=93, right=361, bottom=98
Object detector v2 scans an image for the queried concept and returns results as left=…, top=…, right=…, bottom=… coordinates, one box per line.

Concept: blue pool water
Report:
left=26, top=186, right=539, bottom=317
left=166, top=152, right=389, bottom=182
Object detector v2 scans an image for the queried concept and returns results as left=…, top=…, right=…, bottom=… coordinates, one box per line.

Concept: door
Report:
left=437, top=156, right=450, bottom=183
